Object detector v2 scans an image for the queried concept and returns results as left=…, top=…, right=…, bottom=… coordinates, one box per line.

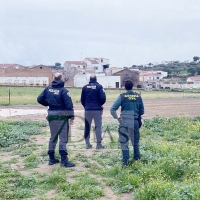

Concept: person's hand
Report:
left=118, top=117, right=123, bottom=124
left=69, top=119, right=74, bottom=125
left=138, top=118, right=142, bottom=128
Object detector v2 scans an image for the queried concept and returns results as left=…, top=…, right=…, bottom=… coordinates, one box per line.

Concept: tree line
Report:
left=132, top=56, right=200, bottom=77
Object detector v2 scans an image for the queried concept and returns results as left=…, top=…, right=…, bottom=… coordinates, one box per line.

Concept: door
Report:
left=116, top=82, right=119, bottom=88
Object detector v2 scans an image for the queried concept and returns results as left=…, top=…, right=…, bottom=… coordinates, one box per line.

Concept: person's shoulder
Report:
left=133, top=91, right=140, bottom=95
left=119, top=92, right=125, bottom=97
left=96, top=82, right=103, bottom=88
left=133, top=91, right=143, bottom=99
left=82, top=84, right=89, bottom=89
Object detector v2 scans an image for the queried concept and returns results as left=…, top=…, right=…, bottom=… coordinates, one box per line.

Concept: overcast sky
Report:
left=0, top=0, right=199, bottom=67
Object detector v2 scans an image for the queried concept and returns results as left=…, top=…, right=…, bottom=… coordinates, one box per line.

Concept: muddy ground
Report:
left=0, top=97, right=200, bottom=200
left=1, top=97, right=200, bottom=121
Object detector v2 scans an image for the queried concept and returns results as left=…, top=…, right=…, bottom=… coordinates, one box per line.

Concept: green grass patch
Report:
left=1, top=86, right=200, bottom=105
left=0, top=120, right=48, bottom=148
left=0, top=117, right=200, bottom=199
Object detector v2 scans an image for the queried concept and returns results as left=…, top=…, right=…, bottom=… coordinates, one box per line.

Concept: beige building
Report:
left=0, top=64, right=53, bottom=86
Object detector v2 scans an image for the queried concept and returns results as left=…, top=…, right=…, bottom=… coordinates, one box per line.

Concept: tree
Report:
left=187, top=67, right=196, bottom=76
left=196, top=67, right=200, bottom=75
left=193, top=56, right=199, bottom=62
left=55, top=62, right=61, bottom=67
left=131, top=65, right=137, bottom=68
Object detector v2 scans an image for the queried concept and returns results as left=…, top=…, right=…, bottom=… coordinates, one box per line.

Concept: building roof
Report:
left=91, top=60, right=99, bottom=64
left=143, top=74, right=162, bottom=77
left=0, top=64, right=17, bottom=68
left=65, top=61, right=86, bottom=65
left=188, top=76, right=200, bottom=81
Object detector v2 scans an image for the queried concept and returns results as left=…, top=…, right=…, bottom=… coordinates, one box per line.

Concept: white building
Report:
left=83, top=57, right=109, bottom=73
left=0, top=77, right=49, bottom=86
left=64, top=57, right=109, bottom=74
left=186, top=76, right=200, bottom=89
left=139, top=70, right=168, bottom=82
left=74, top=73, right=121, bottom=88
left=63, top=61, right=87, bottom=72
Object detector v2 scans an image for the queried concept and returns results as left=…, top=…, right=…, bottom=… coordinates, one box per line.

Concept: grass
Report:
left=1, top=86, right=200, bottom=105
left=1, top=117, right=200, bottom=199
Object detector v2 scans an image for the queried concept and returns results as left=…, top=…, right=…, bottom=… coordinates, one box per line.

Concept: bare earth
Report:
left=0, top=97, right=200, bottom=200
left=2, top=97, right=200, bottom=121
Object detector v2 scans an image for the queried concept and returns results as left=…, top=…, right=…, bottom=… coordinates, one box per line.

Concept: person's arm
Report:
left=37, top=87, right=48, bottom=106
left=139, top=97, right=145, bottom=116
left=62, top=89, right=74, bottom=120
left=110, top=95, right=121, bottom=119
left=99, top=86, right=106, bottom=105
left=138, top=97, right=145, bottom=128
left=80, top=87, right=85, bottom=107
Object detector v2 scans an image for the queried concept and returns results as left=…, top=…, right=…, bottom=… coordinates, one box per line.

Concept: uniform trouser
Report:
left=47, top=115, right=69, bottom=156
left=118, top=119, right=140, bottom=163
left=84, top=110, right=102, bottom=144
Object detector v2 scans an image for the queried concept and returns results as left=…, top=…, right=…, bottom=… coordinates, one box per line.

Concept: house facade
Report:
left=139, top=71, right=167, bottom=82
left=74, top=73, right=121, bottom=88
left=83, top=57, right=109, bottom=73
left=0, top=64, right=53, bottom=86
left=63, top=61, right=87, bottom=72
left=63, top=57, right=109, bottom=74
left=186, top=76, right=200, bottom=89
left=112, top=68, right=139, bottom=87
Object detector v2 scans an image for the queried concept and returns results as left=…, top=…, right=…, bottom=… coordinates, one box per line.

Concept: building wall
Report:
left=92, top=63, right=103, bottom=73
left=113, top=69, right=139, bottom=87
left=143, top=75, right=161, bottom=81
left=74, top=74, right=121, bottom=88
left=0, top=65, right=53, bottom=86
left=0, top=77, right=49, bottom=86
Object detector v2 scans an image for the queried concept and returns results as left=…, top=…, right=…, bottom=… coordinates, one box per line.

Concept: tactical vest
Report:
left=120, top=91, right=141, bottom=119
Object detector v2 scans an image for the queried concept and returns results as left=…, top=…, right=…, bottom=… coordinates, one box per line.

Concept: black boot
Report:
left=86, top=143, right=92, bottom=149
left=60, top=154, right=75, bottom=168
left=96, top=143, right=105, bottom=149
left=48, top=151, right=60, bottom=165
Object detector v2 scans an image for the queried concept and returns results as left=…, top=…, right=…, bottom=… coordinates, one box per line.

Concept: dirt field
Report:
left=1, top=97, right=200, bottom=200
left=1, top=97, right=200, bottom=121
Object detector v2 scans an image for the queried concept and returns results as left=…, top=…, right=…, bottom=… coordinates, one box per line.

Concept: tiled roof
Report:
left=188, top=76, right=200, bottom=81
left=91, top=60, right=99, bottom=64
left=143, top=74, right=162, bottom=77
left=0, top=64, right=17, bottom=68
left=66, top=61, right=86, bottom=65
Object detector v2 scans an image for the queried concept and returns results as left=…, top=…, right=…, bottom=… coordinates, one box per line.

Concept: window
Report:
left=14, top=80, right=19, bottom=85
left=29, top=80, right=34, bottom=85
left=40, top=66, right=42, bottom=69
left=22, top=80, right=26, bottom=85
left=7, top=79, right=12, bottom=85
left=43, top=80, right=47, bottom=86
left=36, top=80, right=40, bottom=86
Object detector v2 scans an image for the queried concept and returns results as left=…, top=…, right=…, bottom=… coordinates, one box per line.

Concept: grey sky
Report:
left=0, top=0, right=199, bottom=67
